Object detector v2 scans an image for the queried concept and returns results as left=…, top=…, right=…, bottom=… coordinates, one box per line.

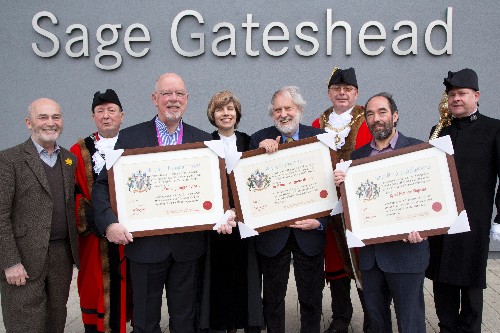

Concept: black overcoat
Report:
left=425, top=112, right=500, bottom=288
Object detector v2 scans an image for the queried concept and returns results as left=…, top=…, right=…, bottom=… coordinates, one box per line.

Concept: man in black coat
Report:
left=250, top=86, right=328, bottom=333
left=334, top=92, right=429, bottom=332
left=425, top=68, right=500, bottom=333
left=92, top=73, right=235, bottom=333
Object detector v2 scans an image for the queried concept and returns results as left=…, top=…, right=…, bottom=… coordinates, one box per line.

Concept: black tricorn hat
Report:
left=327, top=67, right=358, bottom=88
left=92, top=89, right=122, bottom=111
left=443, top=68, right=479, bottom=93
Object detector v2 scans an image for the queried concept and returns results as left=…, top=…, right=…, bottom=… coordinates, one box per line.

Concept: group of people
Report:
left=0, top=67, right=498, bottom=333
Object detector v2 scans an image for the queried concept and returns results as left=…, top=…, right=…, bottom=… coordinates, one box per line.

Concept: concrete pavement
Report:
left=1, top=259, right=500, bottom=332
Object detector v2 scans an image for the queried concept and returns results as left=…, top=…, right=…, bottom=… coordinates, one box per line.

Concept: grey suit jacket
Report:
left=351, top=132, right=430, bottom=273
left=0, top=139, right=79, bottom=279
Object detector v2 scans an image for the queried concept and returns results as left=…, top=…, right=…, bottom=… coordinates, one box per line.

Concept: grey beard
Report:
left=164, top=112, right=182, bottom=122
left=274, top=113, right=302, bottom=136
left=275, top=120, right=299, bottom=136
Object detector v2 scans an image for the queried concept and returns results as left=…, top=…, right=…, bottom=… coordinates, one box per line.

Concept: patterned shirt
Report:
left=155, top=117, right=183, bottom=146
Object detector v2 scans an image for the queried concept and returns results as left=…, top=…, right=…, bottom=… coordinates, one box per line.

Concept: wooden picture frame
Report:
left=229, top=136, right=338, bottom=233
left=108, top=142, right=229, bottom=237
left=340, top=142, right=464, bottom=245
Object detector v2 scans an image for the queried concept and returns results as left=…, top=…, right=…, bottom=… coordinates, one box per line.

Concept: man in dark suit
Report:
left=0, top=98, right=79, bottom=333
left=334, top=92, right=429, bottom=332
left=250, top=86, right=328, bottom=333
left=425, top=68, right=500, bottom=333
left=92, top=73, right=235, bottom=333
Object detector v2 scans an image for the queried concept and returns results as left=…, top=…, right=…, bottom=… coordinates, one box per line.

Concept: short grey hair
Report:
left=268, top=86, right=306, bottom=116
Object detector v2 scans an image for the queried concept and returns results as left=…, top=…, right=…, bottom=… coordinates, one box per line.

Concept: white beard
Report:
left=274, top=114, right=301, bottom=136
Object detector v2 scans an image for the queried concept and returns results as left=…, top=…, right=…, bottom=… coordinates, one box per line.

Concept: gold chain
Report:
left=322, top=112, right=363, bottom=146
left=323, top=112, right=363, bottom=132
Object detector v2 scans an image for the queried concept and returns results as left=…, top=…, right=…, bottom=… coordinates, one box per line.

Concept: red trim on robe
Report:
left=312, top=114, right=373, bottom=281
left=71, top=138, right=129, bottom=332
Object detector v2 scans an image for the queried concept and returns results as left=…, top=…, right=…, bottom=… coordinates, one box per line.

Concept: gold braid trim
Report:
left=327, top=66, right=339, bottom=88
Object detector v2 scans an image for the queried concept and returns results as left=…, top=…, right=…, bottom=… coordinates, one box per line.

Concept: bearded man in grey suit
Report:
left=0, top=98, right=79, bottom=333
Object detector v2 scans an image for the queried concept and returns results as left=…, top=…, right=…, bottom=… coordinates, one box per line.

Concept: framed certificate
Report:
left=108, top=142, right=229, bottom=237
left=229, top=136, right=338, bottom=232
left=340, top=142, right=464, bottom=245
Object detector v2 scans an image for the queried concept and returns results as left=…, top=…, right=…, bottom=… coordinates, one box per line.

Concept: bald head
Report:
left=152, top=73, right=189, bottom=132
left=28, top=98, right=61, bottom=119
left=26, top=98, right=63, bottom=153
left=154, top=73, right=186, bottom=93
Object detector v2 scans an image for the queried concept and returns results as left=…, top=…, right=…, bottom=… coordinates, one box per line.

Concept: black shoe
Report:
left=323, top=324, right=348, bottom=333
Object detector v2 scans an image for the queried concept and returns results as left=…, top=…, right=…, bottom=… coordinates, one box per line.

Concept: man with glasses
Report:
left=312, top=67, right=372, bottom=333
left=92, top=73, right=235, bottom=333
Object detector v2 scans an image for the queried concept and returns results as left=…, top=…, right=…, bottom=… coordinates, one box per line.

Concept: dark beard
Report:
left=369, top=121, right=393, bottom=140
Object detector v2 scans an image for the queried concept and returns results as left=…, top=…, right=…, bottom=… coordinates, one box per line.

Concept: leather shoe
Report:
left=323, top=324, right=348, bottom=333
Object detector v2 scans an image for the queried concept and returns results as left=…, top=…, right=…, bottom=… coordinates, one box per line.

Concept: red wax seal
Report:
left=432, top=202, right=442, bottom=212
left=320, top=190, right=328, bottom=198
left=203, top=201, right=212, bottom=210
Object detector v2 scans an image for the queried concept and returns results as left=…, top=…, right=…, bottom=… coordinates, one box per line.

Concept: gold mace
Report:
left=429, top=92, right=452, bottom=140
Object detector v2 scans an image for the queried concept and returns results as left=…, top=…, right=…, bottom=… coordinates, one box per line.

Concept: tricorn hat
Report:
left=91, top=89, right=122, bottom=111
left=327, top=67, right=358, bottom=88
left=443, top=68, right=479, bottom=93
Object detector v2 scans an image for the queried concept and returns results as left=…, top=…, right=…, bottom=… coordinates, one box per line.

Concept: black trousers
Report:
left=129, top=255, right=204, bottom=333
left=328, top=276, right=372, bottom=332
left=260, top=232, right=324, bottom=333
left=432, top=281, right=483, bottom=333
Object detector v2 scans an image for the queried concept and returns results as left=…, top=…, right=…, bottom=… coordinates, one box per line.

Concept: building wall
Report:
left=1, top=0, right=498, bottom=249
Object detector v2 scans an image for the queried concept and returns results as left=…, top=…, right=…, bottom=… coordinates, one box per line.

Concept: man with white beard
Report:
left=249, top=86, right=328, bottom=333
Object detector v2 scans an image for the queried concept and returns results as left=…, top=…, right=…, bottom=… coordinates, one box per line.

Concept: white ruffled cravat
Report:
left=325, top=108, right=353, bottom=149
left=92, top=135, right=118, bottom=174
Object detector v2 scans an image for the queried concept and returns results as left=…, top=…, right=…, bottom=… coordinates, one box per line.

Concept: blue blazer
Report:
left=249, top=124, right=328, bottom=257
left=93, top=118, right=212, bottom=264
left=351, top=132, right=430, bottom=273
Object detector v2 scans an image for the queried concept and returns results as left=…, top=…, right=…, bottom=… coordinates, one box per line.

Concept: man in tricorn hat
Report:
left=70, top=89, right=129, bottom=332
left=312, top=67, right=372, bottom=333
left=426, top=68, right=500, bottom=333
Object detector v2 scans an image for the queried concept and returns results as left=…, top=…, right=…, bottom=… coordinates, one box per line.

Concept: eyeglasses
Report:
left=157, top=91, right=187, bottom=99
left=329, top=85, right=356, bottom=93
